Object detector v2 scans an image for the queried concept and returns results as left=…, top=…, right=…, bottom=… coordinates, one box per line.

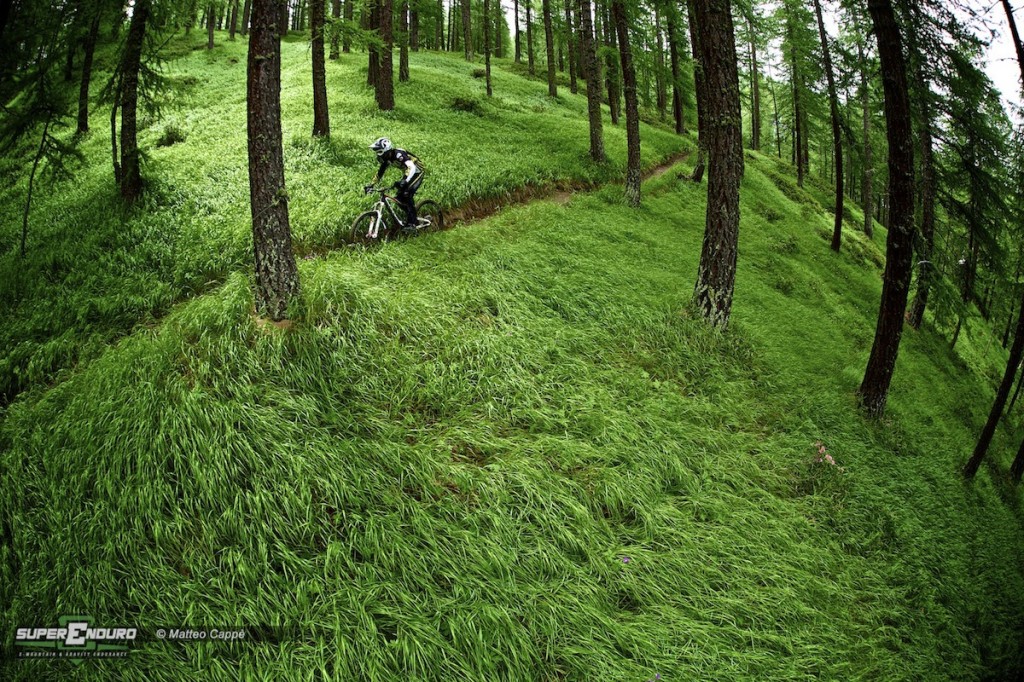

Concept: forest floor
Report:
left=2, top=34, right=1024, bottom=682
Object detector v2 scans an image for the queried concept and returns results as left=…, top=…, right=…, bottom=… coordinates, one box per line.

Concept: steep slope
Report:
left=2, top=145, right=1023, bottom=680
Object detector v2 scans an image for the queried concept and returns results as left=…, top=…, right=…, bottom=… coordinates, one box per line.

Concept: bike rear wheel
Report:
left=416, top=200, right=444, bottom=232
left=349, top=211, right=384, bottom=246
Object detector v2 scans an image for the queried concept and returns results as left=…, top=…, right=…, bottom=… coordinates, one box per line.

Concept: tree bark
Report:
left=377, top=0, right=395, bottom=108
left=435, top=0, right=443, bottom=49
left=230, top=0, right=239, bottom=39
left=859, top=38, right=873, bottom=239
left=311, top=0, right=330, bottom=135
left=462, top=0, right=472, bottom=59
left=514, top=0, right=521, bottom=62
left=813, top=0, right=843, bottom=252
left=964, top=288, right=1024, bottom=478
left=399, top=0, right=409, bottom=82
left=787, top=15, right=803, bottom=187
left=77, top=8, right=100, bottom=134
left=242, top=0, right=253, bottom=34
left=343, top=0, right=353, bottom=50
left=484, top=0, right=493, bottom=95
left=857, top=0, right=915, bottom=418
left=330, top=0, right=341, bottom=58
left=578, top=0, right=604, bottom=162
left=248, top=0, right=301, bottom=321
left=667, top=8, right=684, bottom=134
left=603, top=1, right=620, bottom=125
left=542, top=0, right=556, bottom=96
left=410, top=7, right=419, bottom=50
left=611, top=0, right=640, bottom=206
left=685, top=0, right=706, bottom=182
left=526, top=0, right=534, bottom=74
left=119, top=0, right=150, bottom=203
left=208, top=3, right=216, bottom=48
left=691, top=0, right=743, bottom=329
left=747, top=16, right=759, bottom=149
left=564, top=0, right=576, bottom=92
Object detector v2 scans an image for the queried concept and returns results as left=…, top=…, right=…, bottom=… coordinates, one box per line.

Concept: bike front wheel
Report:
left=349, top=211, right=385, bottom=246
left=416, top=200, right=444, bottom=232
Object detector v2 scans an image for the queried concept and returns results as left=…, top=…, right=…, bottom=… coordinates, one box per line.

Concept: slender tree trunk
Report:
left=119, top=0, right=150, bottom=203
left=484, top=0, right=493, bottom=95
left=495, top=0, right=502, bottom=56
left=857, top=0, right=915, bottom=418
left=242, top=0, right=253, bottom=34
left=787, top=18, right=803, bottom=187
left=77, top=9, right=100, bottom=134
left=526, top=0, right=534, bottom=74
left=1010, top=362, right=1024, bottom=413
left=813, top=0, right=843, bottom=252
left=612, top=0, right=639, bottom=205
left=410, top=7, right=419, bottom=50
left=686, top=0, right=707, bottom=182
left=377, top=0, right=395, bottom=108
left=208, top=4, right=216, bottom=48
left=768, top=70, right=781, bottom=158
left=604, top=1, right=620, bottom=125
left=579, top=0, right=604, bottom=162
left=564, top=0, right=577, bottom=93
left=21, top=116, right=51, bottom=258
left=859, top=40, right=873, bottom=239
left=748, top=17, right=760, bottom=149
left=667, top=9, right=684, bottom=134
left=248, top=0, right=301, bottom=321
left=399, top=0, right=409, bottom=82
left=110, top=72, right=122, bottom=184
left=514, top=0, right=521, bottom=62
left=462, top=0, right=472, bottom=59
left=964, top=289, right=1024, bottom=478
left=1011, top=436, right=1024, bottom=483
left=368, top=0, right=379, bottom=86
left=435, top=0, right=442, bottom=49
left=542, top=0, right=556, bottom=95
left=343, top=0, right=352, bottom=50
left=230, top=0, right=239, bottom=39
left=330, top=0, right=341, bottom=58
left=654, top=7, right=666, bottom=120
left=311, top=0, right=330, bottom=134
left=692, top=0, right=743, bottom=329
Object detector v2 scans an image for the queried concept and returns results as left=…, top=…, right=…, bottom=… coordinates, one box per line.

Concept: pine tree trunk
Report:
left=21, top=116, right=50, bottom=258
left=813, top=0, right=843, bottom=252
left=248, top=0, right=301, bottom=321
left=330, top=0, right=341, bottom=58
left=526, top=1, right=534, bottom=74
left=562, top=0, right=575, bottom=92
left=769, top=73, right=781, bottom=158
left=280, top=1, right=289, bottom=35
left=368, top=0, right=379, bottom=86
left=857, top=0, right=915, bottom=418
left=604, top=2, right=620, bottom=125
left=748, top=18, right=759, bottom=149
left=77, top=9, right=100, bottom=134
left=667, top=9, right=684, bottom=134
left=377, top=0, right=395, bottom=108
left=462, top=0, right=472, bottom=59
left=578, top=0, right=604, bottom=162
left=612, top=0, right=640, bottom=206
left=514, top=0, right=521, bottom=62
left=208, top=4, right=216, bottom=48
left=119, top=0, right=149, bottom=203
left=230, top=0, right=239, bottom=39
left=484, top=0, right=493, bottom=95
left=654, top=9, right=666, bottom=120
left=686, top=0, right=706, bottom=182
left=964, top=289, right=1024, bottom=478
left=860, top=40, right=873, bottom=239
left=399, top=0, right=409, bottom=82
left=343, top=0, right=353, bottom=51
left=691, top=0, right=742, bottom=329
left=311, top=0, right=330, bottom=135
left=495, top=0, right=502, bottom=56
left=242, top=0, right=252, bottom=34
left=542, top=0, right=556, bottom=96
left=435, top=0, right=443, bottom=49
left=1011, top=436, right=1024, bottom=483
left=410, top=8, right=419, bottom=50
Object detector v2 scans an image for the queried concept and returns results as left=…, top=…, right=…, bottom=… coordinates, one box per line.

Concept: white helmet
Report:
left=369, top=137, right=393, bottom=156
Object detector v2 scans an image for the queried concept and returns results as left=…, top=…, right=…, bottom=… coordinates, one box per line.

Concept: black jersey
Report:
left=375, top=148, right=423, bottom=182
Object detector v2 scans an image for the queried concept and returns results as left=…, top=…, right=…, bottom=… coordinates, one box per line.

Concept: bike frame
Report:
left=367, top=191, right=407, bottom=239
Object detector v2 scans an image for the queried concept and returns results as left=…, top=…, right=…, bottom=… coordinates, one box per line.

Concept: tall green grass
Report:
left=2, top=145, right=1022, bottom=680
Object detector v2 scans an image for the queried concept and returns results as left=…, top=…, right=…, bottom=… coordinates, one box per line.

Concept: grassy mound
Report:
left=2, top=147, right=1023, bottom=679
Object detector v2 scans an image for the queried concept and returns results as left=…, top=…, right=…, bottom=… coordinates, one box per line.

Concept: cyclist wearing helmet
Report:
left=364, top=137, right=425, bottom=229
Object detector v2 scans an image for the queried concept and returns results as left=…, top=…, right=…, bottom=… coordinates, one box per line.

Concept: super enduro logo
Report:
left=14, top=615, right=136, bottom=660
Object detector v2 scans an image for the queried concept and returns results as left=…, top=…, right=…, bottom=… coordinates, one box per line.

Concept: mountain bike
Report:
left=349, top=185, right=444, bottom=246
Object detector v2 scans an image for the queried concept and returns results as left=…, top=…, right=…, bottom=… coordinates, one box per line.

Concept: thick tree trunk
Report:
left=311, top=0, right=330, bottom=135
left=280, top=1, right=289, bottom=35
left=611, top=0, right=640, bottom=206
left=484, top=0, right=493, bottom=95
left=119, top=0, right=150, bottom=203
left=667, top=9, right=684, bottom=134
left=691, top=0, right=743, bottom=329
left=377, top=0, right=395, bottom=108
left=248, top=0, right=301, bottom=321
left=686, top=0, right=707, bottom=182
left=857, top=0, right=915, bottom=418
left=462, top=0, right=472, bottom=59
left=399, top=0, right=409, bottom=82
left=813, top=0, right=843, bottom=252
left=330, top=0, right=341, bottom=58
left=542, top=0, right=556, bottom=96
left=564, top=0, right=577, bottom=92
left=77, top=9, right=100, bottom=134
left=578, top=0, right=604, bottom=162
left=964, top=289, right=1024, bottom=478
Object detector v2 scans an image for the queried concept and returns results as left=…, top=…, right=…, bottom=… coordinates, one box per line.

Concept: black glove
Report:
left=363, top=184, right=374, bottom=194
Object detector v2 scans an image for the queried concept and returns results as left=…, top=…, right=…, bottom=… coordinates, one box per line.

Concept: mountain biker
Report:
left=364, top=137, right=425, bottom=230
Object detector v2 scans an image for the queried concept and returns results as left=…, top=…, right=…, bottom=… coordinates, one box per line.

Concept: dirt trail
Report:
left=443, top=149, right=693, bottom=225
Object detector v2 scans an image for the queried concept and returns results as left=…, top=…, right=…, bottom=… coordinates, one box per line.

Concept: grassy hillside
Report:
left=2, top=35, right=1024, bottom=681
